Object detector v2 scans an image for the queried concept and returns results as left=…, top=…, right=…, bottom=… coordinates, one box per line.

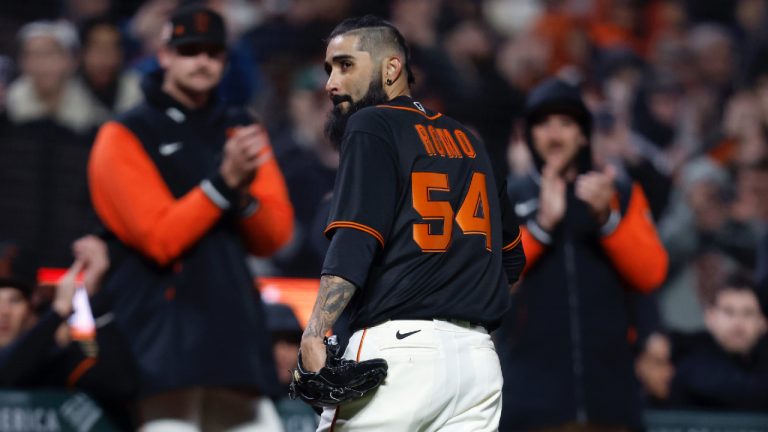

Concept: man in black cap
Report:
left=497, top=78, right=669, bottom=431
left=88, top=4, right=293, bottom=431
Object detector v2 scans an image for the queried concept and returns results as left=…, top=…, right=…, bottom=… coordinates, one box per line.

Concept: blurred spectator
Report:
left=687, top=24, right=735, bottom=143
left=670, top=272, right=768, bottom=411
left=0, top=55, right=13, bottom=134
left=635, top=331, right=675, bottom=409
left=265, top=302, right=319, bottom=432
left=78, top=17, right=142, bottom=118
left=0, top=22, right=99, bottom=268
left=589, top=0, right=649, bottom=56
left=0, top=1, right=58, bottom=56
left=441, top=18, right=526, bottom=179
left=270, top=66, right=337, bottom=277
left=658, top=158, right=757, bottom=332
left=530, top=0, right=591, bottom=77
left=62, top=0, right=114, bottom=24
left=127, top=0, right=179, bottom=71
left=87, top=6, right=292, bottom=430
left=743, top=158, right=768, bottom=318
left=498, top=78, right=668, bottom=430
left=224, top=0, right=351, bottom=112
left=0, top=235, right=138, bottom=429
left=6, top=20, right=105, bottom=135
left=496, top=33, right=551, bottom=95
left=594, top=71, right=689, bottom=220
left=733, top=0, right=768, bottom=86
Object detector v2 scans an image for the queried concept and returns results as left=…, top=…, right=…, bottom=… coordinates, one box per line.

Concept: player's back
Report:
left=334, top=96, right=510, bottom=331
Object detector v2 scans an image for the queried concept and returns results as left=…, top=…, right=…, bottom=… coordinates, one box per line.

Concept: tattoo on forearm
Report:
left=303, top=275, right=356, bottom=338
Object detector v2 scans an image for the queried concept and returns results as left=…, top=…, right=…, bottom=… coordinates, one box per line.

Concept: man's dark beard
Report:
left=325, top=78, right=389, bottom=150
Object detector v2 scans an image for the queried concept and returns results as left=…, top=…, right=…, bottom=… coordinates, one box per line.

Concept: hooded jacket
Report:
left=88, top=71, right=293, bottom=397
left=498, top=79, right=668, bottom=429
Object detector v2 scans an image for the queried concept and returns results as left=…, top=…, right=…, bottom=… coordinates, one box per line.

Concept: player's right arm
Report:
left=88, top=121, right=226, bottom=266
left=300, top=275, right=356, bottom=371
left=300, top=110, right=399, bottom=371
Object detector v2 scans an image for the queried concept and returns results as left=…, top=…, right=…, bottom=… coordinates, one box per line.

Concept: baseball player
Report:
left=297, top=15, right=526, bottom=431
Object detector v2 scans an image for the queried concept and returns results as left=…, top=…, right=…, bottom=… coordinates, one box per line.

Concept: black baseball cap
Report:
left=166, top=6, right=226, bottom=49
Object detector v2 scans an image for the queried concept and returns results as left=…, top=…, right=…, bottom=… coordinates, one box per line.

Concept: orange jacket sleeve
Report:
left=520, top=225, right=547, bottom=273
left=89, top=121, right=224, bottom=266
left=600, top=184, right=668, bottom=293
left=238, top=155, right=294, bottom=256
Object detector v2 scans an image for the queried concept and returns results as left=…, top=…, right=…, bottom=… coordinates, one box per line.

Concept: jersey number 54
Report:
left=411, top=171, right=491, bottom=252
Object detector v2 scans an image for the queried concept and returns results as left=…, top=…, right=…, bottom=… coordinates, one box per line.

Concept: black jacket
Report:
left=498, top=79, right=668, bottom=430
left=89, top=71, right=293, bottom=398
left=671, top=332, right=768, bottom=411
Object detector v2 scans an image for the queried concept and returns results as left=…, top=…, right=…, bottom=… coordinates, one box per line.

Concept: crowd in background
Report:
left=1, top=0, right=768, bottom=430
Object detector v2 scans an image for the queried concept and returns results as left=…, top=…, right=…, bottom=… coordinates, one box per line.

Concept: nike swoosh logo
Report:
left=514, top=198, right=538, bottom=217
left=396, top=329, right=421, bottom=340
left=159, top=142, right=183, bottom=156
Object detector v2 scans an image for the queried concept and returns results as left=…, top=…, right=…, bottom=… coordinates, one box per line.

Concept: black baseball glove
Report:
left=289, top=335, right=388, bottom=408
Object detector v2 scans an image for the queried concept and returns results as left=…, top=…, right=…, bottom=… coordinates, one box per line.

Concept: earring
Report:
left=386, top=78, right=393, bottom=86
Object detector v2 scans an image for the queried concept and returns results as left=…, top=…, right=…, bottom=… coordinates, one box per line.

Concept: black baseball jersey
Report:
left=322, top=96, right=522, bottom=331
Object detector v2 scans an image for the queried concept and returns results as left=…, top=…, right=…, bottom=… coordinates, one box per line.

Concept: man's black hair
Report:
left=710, top=271, right=759, bottom=306
left=327, top=15, right=415, bottom=86
left=78, top=16, right=122, bottom=49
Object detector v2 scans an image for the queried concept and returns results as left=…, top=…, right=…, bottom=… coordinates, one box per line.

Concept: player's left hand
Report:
left=575, top=165, right=616, bottom=225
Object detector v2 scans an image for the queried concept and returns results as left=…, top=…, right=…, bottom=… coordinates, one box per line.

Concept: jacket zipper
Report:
left=564, top=237, right=587, bottom=423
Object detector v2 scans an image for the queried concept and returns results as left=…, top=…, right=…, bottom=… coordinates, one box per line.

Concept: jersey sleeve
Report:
left=324, top=115, right=399, bottom=247
left=500, top=183, right=525, bottom=284
left=322, top=115, right=399, bottom=287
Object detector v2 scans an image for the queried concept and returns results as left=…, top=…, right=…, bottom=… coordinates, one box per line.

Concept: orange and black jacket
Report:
left=88, top=71, right=293, bottom=398
left=498, top=171, right=668, bottom=430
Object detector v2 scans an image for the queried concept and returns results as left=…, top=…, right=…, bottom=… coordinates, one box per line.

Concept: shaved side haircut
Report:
left=328, top=15, right=415, bottom=86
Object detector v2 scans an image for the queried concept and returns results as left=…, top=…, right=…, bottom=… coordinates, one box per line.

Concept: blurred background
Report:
left=1, top=0, right=768, bottom=431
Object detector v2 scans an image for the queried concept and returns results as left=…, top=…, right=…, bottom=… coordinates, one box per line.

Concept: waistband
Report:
left=366, top=318, right=486, bottom=333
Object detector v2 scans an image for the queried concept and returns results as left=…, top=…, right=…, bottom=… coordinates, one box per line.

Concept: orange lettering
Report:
left=439, top=128, right=461, bottom=158
left=428, top=126, right=447, bottom=157
left=414, top=125, right=435, bottom=156
left=455, top=173, right=492, bottom=250
left=412, top=172, right=453, bottom=251
left=454, top=129, right=476, bottom=159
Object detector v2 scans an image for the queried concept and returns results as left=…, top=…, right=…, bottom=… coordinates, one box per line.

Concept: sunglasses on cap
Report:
left=174, top=43, right=226, bottom=58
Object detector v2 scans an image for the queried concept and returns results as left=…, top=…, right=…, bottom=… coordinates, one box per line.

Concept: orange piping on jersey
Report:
left=356, top=328, right=368, bottom=362
left=375, top=105, right=443, bottom=120
left=600, top=184, right=668, bottom=293
left=325, top=221, right=385, bottom=248
left=67, top=357, right=97, bottom=387
left=520, top=226, right=546, bottom=273
left=503, top=230, right=522, bottom=251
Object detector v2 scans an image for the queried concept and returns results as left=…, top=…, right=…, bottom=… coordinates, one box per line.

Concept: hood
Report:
left=524, top=78, right=593, bottom=174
